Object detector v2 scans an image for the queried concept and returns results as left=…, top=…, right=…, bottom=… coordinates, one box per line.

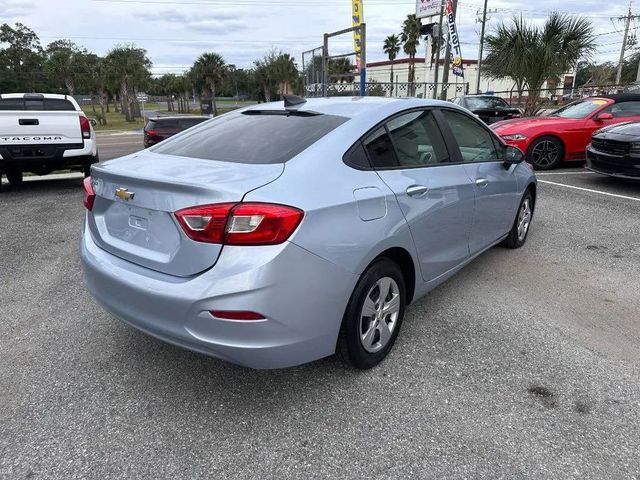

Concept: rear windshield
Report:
left=465, top=96, right=510, bottom=109
left=0, top=98, right=76, bottom=111
left=147, top=118, right=180, bottom=129
left=153, top=111, right=348, bottom=164
left=181, top=118, right=208, bottom=128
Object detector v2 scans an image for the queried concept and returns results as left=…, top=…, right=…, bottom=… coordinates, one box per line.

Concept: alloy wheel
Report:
left=517, top=198, right=532, bottom=242
left=359, top=277, right=401, bottom=353
left=531, top=140, right=560, bottom=168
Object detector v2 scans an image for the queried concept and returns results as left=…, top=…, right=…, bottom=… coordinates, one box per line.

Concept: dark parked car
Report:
left=144, top=116, right=209, bottom=147
left=587, top=121, right=640, bottom=180
left=451, top=95, right=521, bottom=124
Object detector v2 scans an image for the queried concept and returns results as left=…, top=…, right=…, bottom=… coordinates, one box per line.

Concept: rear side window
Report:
left=151, top=119, right=180, bottom=129
left=153, top=111, right=348, bottom=164
left=364, top=127, right=398, bottom=168
left=0, top=98, right=75, bottom=111
left=386, top=110, right=449, bottom=167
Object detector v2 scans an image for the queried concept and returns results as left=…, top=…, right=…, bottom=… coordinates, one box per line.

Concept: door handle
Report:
left=19, top=118, right=39, bottom=126
left=475, top=178, right=489, bottom=188
left=406, top=185, right=429, bottom=198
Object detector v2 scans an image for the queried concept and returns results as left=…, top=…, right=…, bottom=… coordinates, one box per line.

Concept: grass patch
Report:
left=81, top=105, right=145, bottom=131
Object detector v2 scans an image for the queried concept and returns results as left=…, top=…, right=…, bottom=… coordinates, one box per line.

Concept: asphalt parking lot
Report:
left=1, top=137, right=639, bottom=479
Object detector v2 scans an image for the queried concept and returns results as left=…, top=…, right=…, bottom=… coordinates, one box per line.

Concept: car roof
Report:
left=242, top=96, right=453, bottom=120
left=596, top=94, right=640, bottom=103
left=0, top=93, right=73, bottom=100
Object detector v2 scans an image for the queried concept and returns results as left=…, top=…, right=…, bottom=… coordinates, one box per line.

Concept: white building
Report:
left=365, top=57, right=573, bottom=100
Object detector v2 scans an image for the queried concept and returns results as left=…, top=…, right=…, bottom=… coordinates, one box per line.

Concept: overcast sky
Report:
left=1, top=0, right=634, bottom=75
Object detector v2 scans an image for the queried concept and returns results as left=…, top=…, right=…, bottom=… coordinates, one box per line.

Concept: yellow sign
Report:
left=352, top=0, right=363, bottom=69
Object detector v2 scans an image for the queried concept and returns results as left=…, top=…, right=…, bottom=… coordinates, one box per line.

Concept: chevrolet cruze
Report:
left=81, top=96, right=536, bottom=369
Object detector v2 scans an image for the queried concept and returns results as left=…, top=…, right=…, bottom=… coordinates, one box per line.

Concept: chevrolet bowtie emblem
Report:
left=115, top=187, right=135, bottom=201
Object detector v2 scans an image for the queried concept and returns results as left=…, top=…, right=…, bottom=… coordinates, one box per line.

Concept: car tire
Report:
left=6, top=169, right=23, bottom=185
left=501, top=190, right=534, bottom=249
left=527, top=136, right=564, bottom=170
left=336, top=258, right=406, bottom=369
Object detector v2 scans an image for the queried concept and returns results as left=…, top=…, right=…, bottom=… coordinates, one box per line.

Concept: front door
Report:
left=439, top=109, right=520, bottom=254
left=364, top=109, right=475, bottom=282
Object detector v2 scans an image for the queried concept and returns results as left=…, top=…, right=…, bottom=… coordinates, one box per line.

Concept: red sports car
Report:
left=491, top=95, right=640, bottom=170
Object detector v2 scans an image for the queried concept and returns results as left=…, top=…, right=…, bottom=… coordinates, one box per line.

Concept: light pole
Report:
left=475, top=0, right=489, bottom=94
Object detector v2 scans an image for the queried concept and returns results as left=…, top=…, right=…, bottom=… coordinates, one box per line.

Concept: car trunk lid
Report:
left=87, top=151, right=284, bottom=276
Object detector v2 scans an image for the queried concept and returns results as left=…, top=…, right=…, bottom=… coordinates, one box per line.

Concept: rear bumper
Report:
left=80, top=219, right=358, bottom=369
left=0, top=139, right=97, bottom=173
left=586, top=146, right=640, bottom=180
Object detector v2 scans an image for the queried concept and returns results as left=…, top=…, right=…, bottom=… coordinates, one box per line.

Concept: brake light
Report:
left=80, top=115, right=91, bottom=139
left=145, top=129, right=158, bottom=138
left=175, top=202, right=304, bottom=245
left=83, top=176, right=95, bottom=210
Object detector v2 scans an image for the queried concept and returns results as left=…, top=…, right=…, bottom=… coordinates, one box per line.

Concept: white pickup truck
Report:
left=0, top=93, right=98, bottom=186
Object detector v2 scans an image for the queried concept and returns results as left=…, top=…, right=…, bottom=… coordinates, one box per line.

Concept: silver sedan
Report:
left=80, top=96, right=536, bottom=369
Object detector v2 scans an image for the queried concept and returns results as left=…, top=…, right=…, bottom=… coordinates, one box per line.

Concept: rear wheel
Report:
left=83, top=154, right=99, bottom=178
left=527, top=136, right=563, bottom=170
left=6, top=169, right=23, bottom=185
left=337, top=258, right=406, bottom=369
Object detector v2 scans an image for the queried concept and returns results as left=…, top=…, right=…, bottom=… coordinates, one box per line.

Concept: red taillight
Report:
left=210, top=310, right=265, bottom=321
left=175, top=202, right=304, bottom=246
left=145, top=129, right=158, bottom=138
left=80, top=115, right=91, bottom=139
left=83, top=176, right=95, bottom=211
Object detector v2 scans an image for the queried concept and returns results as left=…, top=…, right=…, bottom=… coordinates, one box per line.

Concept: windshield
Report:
left=551, top=99, right=609, bottom=119
left=465, top=96, right=510, bottom=109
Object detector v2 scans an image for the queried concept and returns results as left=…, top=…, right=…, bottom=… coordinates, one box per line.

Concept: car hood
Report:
left=491, top=116, right=579, bottom=132
left=595, top=121, right=640, bottom=137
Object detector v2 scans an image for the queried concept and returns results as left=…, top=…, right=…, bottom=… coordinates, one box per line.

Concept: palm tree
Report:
left=104, top=45, right=152, bottom=122
left=483, top=14, right=595, bottom=115
left=192, top=52, right=226, bottom=115
left=401, top=14, right=421, bottom=96
left=383, top=34, right=401, bottom=96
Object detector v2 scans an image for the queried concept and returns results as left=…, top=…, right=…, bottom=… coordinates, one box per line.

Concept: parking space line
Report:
left=536, top=171, right=595, bottom=176
left=538, top=179, right=640, bottom=202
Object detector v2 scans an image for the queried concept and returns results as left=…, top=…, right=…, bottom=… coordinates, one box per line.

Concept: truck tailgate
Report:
left=0, top=111, right=82, bottom=145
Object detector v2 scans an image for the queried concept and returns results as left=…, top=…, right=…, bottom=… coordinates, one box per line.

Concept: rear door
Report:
left=0, top=97, right=82, bottom=145
left=439, top=108, right=520, bottom=254
left=367, top=109, right=475, bottom=282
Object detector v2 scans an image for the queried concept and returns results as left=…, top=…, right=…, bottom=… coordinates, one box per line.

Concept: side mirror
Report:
left=90, top=118, right=97, bottom=126
left=504, top=145, right=524, bottom=165
left=595, top=112, right=613, bottom=122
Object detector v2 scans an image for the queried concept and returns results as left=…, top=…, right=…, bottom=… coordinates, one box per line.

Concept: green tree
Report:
left=383, top=34, right=401, bottom=96
left=104, top=44, right=152, bottom=121
left=192, top=52, right=226, bottom=115
left=0, top=23, right=46, bottom=92
left=483, top=14, right=595, bottom=115
left=45, top=39, right=86, bottom=94
left=328, top=57, right=355, bottom=83
left=401, top=14, right=421, bottom=96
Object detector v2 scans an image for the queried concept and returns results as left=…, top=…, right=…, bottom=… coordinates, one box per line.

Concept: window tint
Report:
left=180, top=118, right=208, bottom=129
left=442, top=110, right=499, bottom=162
left=0, top=98, right=25, bottom=110
left=0, top=98, right=75, bottom=111
left=386, top=110, right=449, bottom=167
left=43, top=98, right=75, bottom=111
left=153, top=119, right=180, bottom=129
left=153, top=111, right=348, bottom=164
left=344, top=142, right=370, bottom=169
left=602, top=101, right=640, bottom=118
left=464, top=96, right=510, bottom=109
left=364, top=127, right=398, bottom=168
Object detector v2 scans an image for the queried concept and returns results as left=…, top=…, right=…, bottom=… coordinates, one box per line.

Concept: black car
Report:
left=451, top=95, right=521, bottom=124
left=586, top=121, right=640, bottom=180
left=144, top=116, right=210, bottom=148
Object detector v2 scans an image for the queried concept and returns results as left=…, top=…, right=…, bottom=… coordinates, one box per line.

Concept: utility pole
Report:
left=616, top=4, right=635, bottom=85
left=475, top=0, right=489, bottom=94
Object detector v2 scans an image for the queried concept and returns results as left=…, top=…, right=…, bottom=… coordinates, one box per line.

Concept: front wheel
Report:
left=501, top=190, right=534, bottom=249
left=336, top=258, right=406, bottom=369
left=527, top=136, right=564, bottom=170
